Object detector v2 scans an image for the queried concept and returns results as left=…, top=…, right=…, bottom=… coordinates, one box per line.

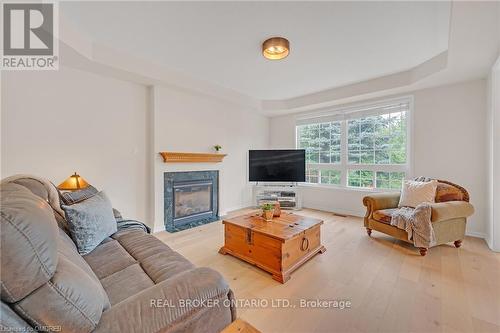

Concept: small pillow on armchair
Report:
left=398, top=180, right=438, bottom=208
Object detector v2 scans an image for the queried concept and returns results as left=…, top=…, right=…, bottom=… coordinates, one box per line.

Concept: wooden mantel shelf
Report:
left=159, top=151, right=227, bottom=163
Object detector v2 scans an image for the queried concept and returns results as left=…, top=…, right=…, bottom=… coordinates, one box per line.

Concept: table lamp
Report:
left=57, top=172, right=89, bottom=191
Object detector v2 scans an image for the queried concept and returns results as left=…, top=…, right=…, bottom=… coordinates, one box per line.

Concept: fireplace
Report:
left=164, top=171, right=219, bottom=232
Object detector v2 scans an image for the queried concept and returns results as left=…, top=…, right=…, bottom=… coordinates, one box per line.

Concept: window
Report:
left=297, top=122, right=341, bottom=164
left=296, top=98, right=410, bottom=189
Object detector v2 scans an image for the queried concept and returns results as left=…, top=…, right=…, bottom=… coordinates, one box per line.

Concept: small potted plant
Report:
left=261, top=203, right=275, bottom=221
left=214, top=145, right=222, bottom=153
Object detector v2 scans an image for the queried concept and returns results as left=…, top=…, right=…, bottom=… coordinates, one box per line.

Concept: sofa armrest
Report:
left=430, top=201, right=474, bottom=223
left=363, top=192, right=401, bottom=213
left=94, top=267, right=235, bottom=333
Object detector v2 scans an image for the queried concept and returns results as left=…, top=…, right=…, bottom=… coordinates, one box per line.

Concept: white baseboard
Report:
left=220, top=204, right=253, bottom=217
left=485, top=238, right=500, bottom=252
left=465, top=230, right=486, bottom=239
left=301, top=204, right=365, bottom=218
left=152, top=225, right=165, bottom=233
left=464, top=232, right=500, bottom=252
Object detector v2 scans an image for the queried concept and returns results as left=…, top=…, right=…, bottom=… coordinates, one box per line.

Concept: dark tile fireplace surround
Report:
left=164, top=171, right=219, bottom=232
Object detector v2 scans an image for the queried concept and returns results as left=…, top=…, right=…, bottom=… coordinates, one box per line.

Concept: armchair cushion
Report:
left=430, top=201, right=474, bottom=222
left=372, top=208, right=397, bottom=224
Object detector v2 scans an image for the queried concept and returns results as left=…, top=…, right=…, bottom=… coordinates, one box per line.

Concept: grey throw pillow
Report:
left=59, top=185, right=98, bottom=205
left=62, top=191, right=117, bottom=255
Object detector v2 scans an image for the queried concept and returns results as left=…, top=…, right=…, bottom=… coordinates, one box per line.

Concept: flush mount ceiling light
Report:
left=262, top=37, right=289, bottom=60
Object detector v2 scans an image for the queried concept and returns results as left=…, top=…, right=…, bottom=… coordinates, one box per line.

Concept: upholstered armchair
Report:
left=362, top=179, right=474, bottom=256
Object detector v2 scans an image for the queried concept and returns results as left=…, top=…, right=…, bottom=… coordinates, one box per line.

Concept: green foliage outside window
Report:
left=347, top=112, right=406, bottom=165
left=348, top=170, right=374, bottom=188
left=297, top=109, right=408, bottom=189
left=376, top=172, right=405, bottom=189
left=298, top=122, right=341, bottom=165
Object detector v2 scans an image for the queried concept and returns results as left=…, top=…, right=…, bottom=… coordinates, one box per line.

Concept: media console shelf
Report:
left=253, top=185, right=302, bottom=210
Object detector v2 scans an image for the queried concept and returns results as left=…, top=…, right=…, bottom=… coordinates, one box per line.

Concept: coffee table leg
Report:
left=218, top=247, right=228, bottom=255
left=319, top=245, right=327, bottom=254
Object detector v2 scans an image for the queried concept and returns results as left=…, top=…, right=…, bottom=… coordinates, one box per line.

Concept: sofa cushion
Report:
left=8, top=177, right=70, bottom=233
left=0, top=183, right=58, bottom=302
left=83, top=239, right=137, bottom=279
left=100, top=264, right=154, bottom=305
left=372, top=208, right=399, bottom=225
left=112, top=230, right=195, bottom=283
left=93, top=267, right=232, bottom=333
left=13, top=255, right=109, bottom=333
left=62, top=191, right=117, bottom=255
left=1, top=302, right=32, bottom=331
left=58, top=229, right=111, bottom=310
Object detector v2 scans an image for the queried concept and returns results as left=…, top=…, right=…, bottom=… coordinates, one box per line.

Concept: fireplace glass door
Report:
left=173, top=181, right=213, bottom=223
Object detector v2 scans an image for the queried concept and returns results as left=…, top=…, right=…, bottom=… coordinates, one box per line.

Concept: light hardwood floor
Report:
left=155, top=209, right=500, bottom=333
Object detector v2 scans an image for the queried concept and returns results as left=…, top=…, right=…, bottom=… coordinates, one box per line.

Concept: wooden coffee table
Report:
left=219, top=211, right=326, bottom=283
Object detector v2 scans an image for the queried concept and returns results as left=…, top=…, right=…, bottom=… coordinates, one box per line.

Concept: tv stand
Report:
left=253, top=184, right=302, bottom=210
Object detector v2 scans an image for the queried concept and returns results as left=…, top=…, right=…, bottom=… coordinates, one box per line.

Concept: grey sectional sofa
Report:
left=0, top=177, right=236, bottom=332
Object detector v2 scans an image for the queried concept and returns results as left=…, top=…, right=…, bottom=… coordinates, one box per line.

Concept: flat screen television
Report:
left=249, top=149, right=306, bottom=182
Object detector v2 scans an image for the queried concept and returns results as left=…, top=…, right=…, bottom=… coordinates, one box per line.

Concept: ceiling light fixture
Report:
left=262, top=37, right=289, bottom=60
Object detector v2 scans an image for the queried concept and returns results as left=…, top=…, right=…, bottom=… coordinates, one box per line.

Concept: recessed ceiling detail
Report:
left=60, top=1, right=451, bottom=100
left=58, top=2, right=499, bottom=115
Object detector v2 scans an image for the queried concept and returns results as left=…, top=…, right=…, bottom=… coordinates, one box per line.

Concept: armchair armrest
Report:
left=363, top=192, right=401, bottom=212
left=430, top=201, right=474, bottom=223
left=94, top=267, right=235, bottom=333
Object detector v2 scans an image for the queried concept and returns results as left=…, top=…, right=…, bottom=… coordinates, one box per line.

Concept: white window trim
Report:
left=295, top=96, right=414, bottom=191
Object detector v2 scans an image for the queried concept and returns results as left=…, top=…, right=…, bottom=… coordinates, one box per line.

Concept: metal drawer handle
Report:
left=301, top=237, right=309, bottom=251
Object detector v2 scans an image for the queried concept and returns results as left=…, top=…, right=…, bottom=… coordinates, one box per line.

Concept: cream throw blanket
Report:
left=390, top=204, right=436, bottom=248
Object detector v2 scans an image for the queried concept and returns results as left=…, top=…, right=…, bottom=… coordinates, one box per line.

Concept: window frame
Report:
left=296, top=96, right=413, bottom=191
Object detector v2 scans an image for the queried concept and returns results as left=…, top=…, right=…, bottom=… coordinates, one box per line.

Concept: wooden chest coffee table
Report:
left=219, top=211, right=326, bottom=283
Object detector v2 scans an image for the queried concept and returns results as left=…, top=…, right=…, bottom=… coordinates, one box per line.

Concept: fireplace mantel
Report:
left=160, top=151, right=227, bottom=163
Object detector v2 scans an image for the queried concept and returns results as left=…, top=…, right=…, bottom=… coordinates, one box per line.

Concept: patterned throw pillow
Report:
left=60, top=185, right=98, bottom=205
left=62, top=191, right=117, bottom=255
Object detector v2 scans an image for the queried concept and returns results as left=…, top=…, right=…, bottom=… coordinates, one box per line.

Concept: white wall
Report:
left=1, top=67, right=492, bottom=241
left=1, top=67, right=150, bottom=222
left=487, top=56, right=500, bottom=251
left=1, top=68, right=269, bottom=232
left=151, top=86, right=269, bottom=232
left=270, top=79, right=488, bottom=237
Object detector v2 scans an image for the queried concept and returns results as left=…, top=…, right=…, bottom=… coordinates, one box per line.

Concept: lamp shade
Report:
left=57, top=172, right=89, bottom=191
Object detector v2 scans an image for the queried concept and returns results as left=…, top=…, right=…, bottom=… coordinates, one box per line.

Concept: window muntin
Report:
left=320, top=170, right=341, bottom=185
left=375, top=172, right=405, bottom=190
left=305, top=167, right=341, bottom=185
left=347, top=170, right=374, bottom=188
left=297, top=122, right=341, bottom=165
left=296, top=99, right=410, bottom=189
left=305, top=167, right=319, bottom=184
left=347, top=112, right=406, bottom=165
